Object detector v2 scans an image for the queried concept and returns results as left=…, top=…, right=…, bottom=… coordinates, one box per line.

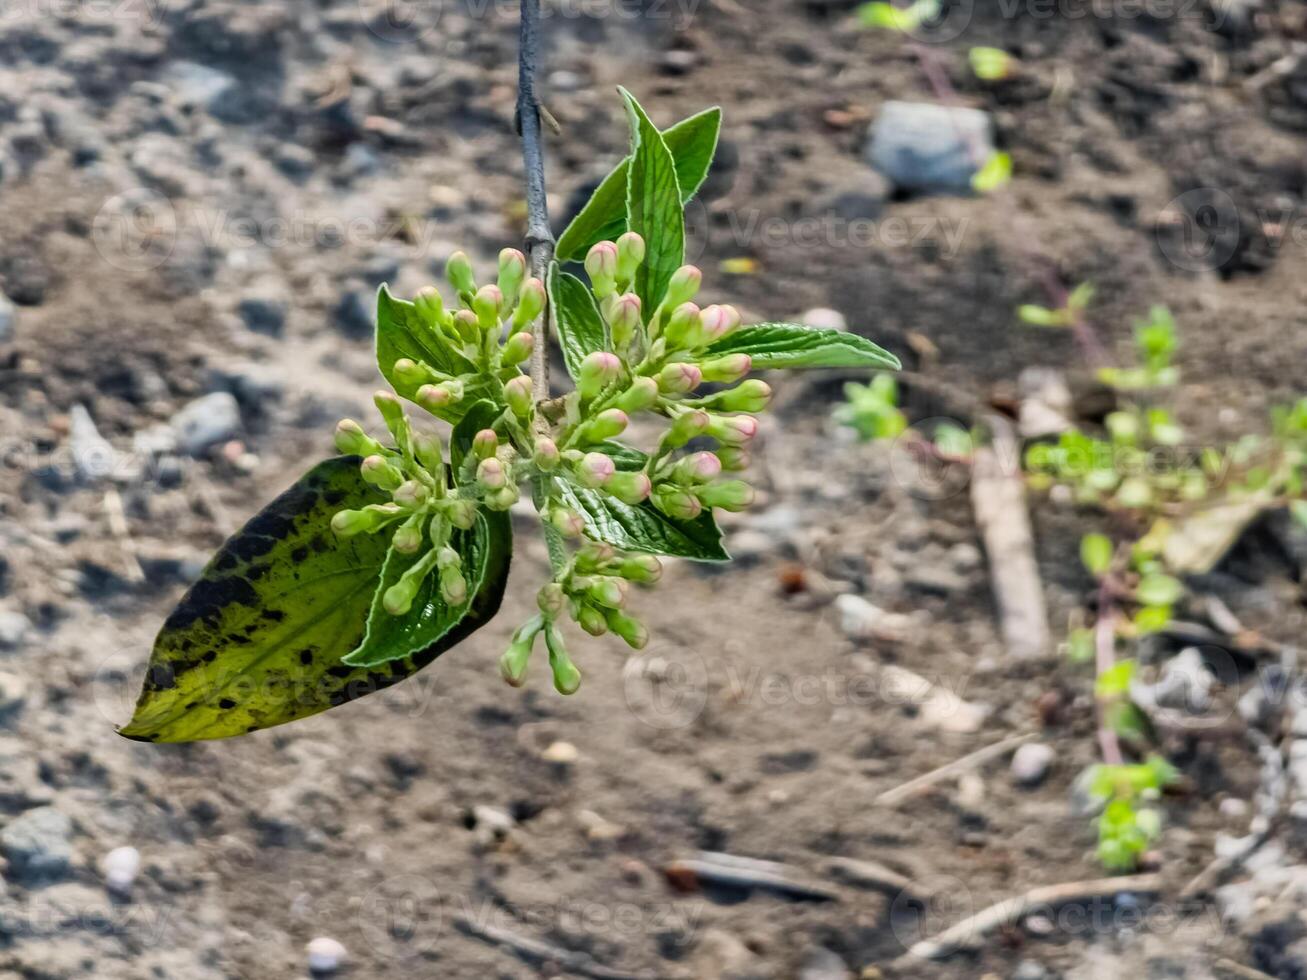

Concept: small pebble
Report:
left=306, top=936, right=346, bottom=974
left=541, top=740, right=578, bottom=764
left=0, top=610, right=32, bottom=649
left=101, top=845, right=141, bottom=895
left=1011, top=742, right=1055, bottom=787
left=798, top=307, right=847, bottom=332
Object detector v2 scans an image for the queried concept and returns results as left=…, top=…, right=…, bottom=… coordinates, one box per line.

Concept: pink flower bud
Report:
left=609, top=293, right=643, bottom=350
left=606, top=470, right=652, bottom=505
left=574, top=451, right=615, bottom=489
left=698, top=305, right=738, bottom=345
left=585, top=241, right=619, bottom=296
left=615, top=232, right=646, bottom=282
left=664, top=302, right=702, bottom=349
left=674, top=451, right=722, bottom=485
left=476, top=456, right=506, bottom=490
left=652, top=486, right=703, bottom=521
left=473, top=429, right=499, bottom=460
left=392, top=480, right=429, bottom=508
left=578, top=351, right=622, bottom=400
left=700, top=354, right=752, bottom=384
left=665, top=265, right=702, bottom=308
left=452, top=309, right=479, bottom=342
left=709, top=414, right=758, bottom=446
left=501, top=331, right=534, bottom=368
left=392, top=523, right=423, bottom=554
left=473, top=284, right=503, bottom=330
left=532, top=437, right=561, bottom=471
left=658, top=362, right=702, bottom=395
left=504, top=374, right=533, bottom=419
left=549, top=506, right=586, bottom=538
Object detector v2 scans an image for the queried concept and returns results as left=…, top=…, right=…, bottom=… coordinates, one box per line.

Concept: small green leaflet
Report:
left=548, top=263, right=608, bottom=382
left=375, top=285, right=480, bottom=421
left=620, top=87, right=685, bottom=315
left=555, top=106, right=721, bottom=263
left=558, top=442, right=728, bottom=561
left=702, top=322, right=901, bottom=370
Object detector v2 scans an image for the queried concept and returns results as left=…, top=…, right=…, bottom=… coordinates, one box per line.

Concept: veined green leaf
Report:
left=620, top=87, right=685, bottom=314
left=555, top=106, right=721, bottom=262
left=375, top=285, right=480, bottom=422
left=702, top=322, right=900, bottom=371
left=343, top=509, right=511, bottom=669
left=119, top=458, right=508, bottom=743
left=548, top=263, right=608, bottom=382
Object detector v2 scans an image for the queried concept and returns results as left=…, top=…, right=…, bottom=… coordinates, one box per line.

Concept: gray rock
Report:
left=2, top=806, right=73, bottom=882
left=1011, top=742, right=1056, bottom=787
left=0, top=672, right=26, bottom=721
left=68, top=404, right=120, bottom=482
left=237, top=279, right=290, bottom=336
left=275, top=143, right=316, bottom=179
left=170, top=392, right=241, bottom=456
left=867, top=101, right=994, bottom=194
left=798, top=946, right=851, bottom=980
left=334, top=289, right=374, bottom=339
left=1012, top=961, right=1051, bottom=980
left=0, top=611, right=30, bottom=649
left=160, top=61, right=247, bottom=121
left=0, top=294, right=14, bottom=343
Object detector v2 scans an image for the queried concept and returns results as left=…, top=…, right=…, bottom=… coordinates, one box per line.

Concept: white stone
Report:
left=306, top=937, right=346, bottom=974
left=101, top=846, right=141, bottom=894
left=1011, top=742, right=1056, bottom=786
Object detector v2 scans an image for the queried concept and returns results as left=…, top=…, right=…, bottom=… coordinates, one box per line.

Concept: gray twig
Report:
left=517, top=0, right=555, bottom=404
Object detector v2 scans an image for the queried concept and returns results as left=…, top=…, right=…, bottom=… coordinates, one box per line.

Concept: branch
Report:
left=517, top=0, right=554, bottom=404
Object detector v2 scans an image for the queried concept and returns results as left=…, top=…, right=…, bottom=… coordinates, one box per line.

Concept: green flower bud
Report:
left=501, top=331, right=534, bottom=368
left=614, top=377, right=659, bottom=415
left=576, top=540, right=617, bottom=570
left=473, top=428, right=499, bottom=460
left=411, top=431, right=444, bottom=475
left=392, top=479, right=430, bottom=509
left=361, top=454, right=404, bottom=491
left=701, top=378, right=771, bottom=413
left=512, top=278, right=546, bottom=329
left=549, top=506, right=586, bottom=538
left=330, top=508, right=381, bottom=537
left=334, top=419, right=383, bottom=457
left=440, top=564, right=468, bottom=605
left=579, top=408, right=629, bottom=444
left=504, top=374, right=534, bottom=420
left=652, top=485, right=704, bottom=521
left=663, top=302, right=702, bottom=349
left=615, top=231, right=646, bottom=283
left=414, top=286, right=447, bottom=325
left=443, top=498, right=477, bottom=529
left=585, top=241, right=619, bottom=297
left=476, top=456, right=507, bottom=490
left=574, top=452, right=615, bottom=489
left=500, top=618, right=541, bottom=687
left=576, top=602, right=608, bottom=636
left=473, top=284, right=504, bottom=331
left=699, top=354, right=752, bottom=385
left=665, top=265, right=702, bottom=308
left=717, top=446, right=751, bottom=472
left=695, top=479, right=755, bottom=512
left=708, top=414, right=758, bottom=446
left=609, top=293, right=643, bottom=350
left=532, top=437, right=561, bottom=471
left=435, top=546, right=460, bottom=570
left=604, top=608, right=649, bottom=650
left=383, top=577, right=421, bottom=616
left=673, top=451, right=722, bottom=485
left=393, top=358, right=436, bottom=390
left=587, top=576, right=629, bottom=609
left=497, top=247, right=526, bottom=309
left=658, top=362, right=702, bottom=395
left=618, top=554, right=662, bottom=584
left=446, top=250, right=476, bottom=298
left=485, top=483, right=520, bottom=511
left=415, top=380, right=463, bottom=414
left=452, top=309, right=480, bottom=342
left=392, top=521, right=424, bottom=554
left=606, top=470, right=652, bottom=505
left=537, top=582, right=567, bottom=618
left=374, top=389, right=405, bottom=430
left=578, top=351, right=621, bottom=400
left=661, top=410, right=711, bottom=451
left=545, top=624, right=582, bottom=695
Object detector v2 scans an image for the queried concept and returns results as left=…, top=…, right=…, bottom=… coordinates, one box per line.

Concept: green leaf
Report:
left=620, top=87, right=685, bottom=314
left=1017, top=304, right=1063, bottom=328
left=343, top=509, right=512, bottom=669
left=1066, top=628, right=1095, bottom=664
left=1095, top=659, right=1136, bottom=699
left=1080, top=533, right=1113, bottom=577
left=1291, top=500, right=1307, bottom=530
left=119, top=458, right=507, bottom=743
left=1136, top=573, right=1184, bottom=608
left=555, top=106, right=721, bottom=263
left=548, top=263, right=608, bottom=382
left=701, top=323, right=900, bottom=371
left=375, top=285, right=479, bottom=422
left=558, top=442, right=728, bottom=561
left=972, top=151, right=1012, bottom=194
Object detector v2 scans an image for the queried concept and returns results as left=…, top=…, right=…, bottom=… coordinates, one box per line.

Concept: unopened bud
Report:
left=392, top=358, right=431, bottom=388
left=577, top=540, right=617, bottom=570
left=331, top=508, right=380, bottom=537
left=574, top=452, right=615, bottom=489
left=411, top=431, right=443, bottom=475
left=504, top=374, right=534, bottom=419
left=446, top=251, right=476, bottom=298
left=606, top=470, right=652, bottom=505
left=500, top=619, right=540, bottom=687
left=580, top=408, right=629, bottom=443
left=578, top=351, right=621, bottom=400
left=532, top=437, right=560, bottom=471
left=699, top=353, right=752, bottom=385
left=334, top=419, right=383, bottom=457
left=662, top=410, right=711, bottom=451
left=696, top=479, right=755, bottom=512
left=699, top=304, right=742, bottom=344
left=501, top=331, right=534, bottom=367
left=615, top=231, right=646, bottom=282
left=545, top=624, right=582, bottom=695
left=537, top=582, right=566, bottom=618
left=609, top=293, right=643, bottom=350
left=383, top=577, right=420, bottom=616
left=585, top=241, right=619, bottom=297
left=497, top=247, right=526, bottom=308
left=476, top=456, right=507, bottom=490
left=485, top=483, right=520, bottom=511
left=436, top=546, right=460, bottom=570
left=665, top=265, right=702, bottom=308
left=717, top=446, right=751, bottom=472
left=708, top=414, right=758, bottom=446
left=618, top=554, right=662, bottom=584
left=512, top=278, right=546, bottom=329
left=576, top=603, right=608, bottom=636
left=374, top=389, right=405, bottom=430
left=444, top=498, right=477, bottom=529
left=614, top=377, right=659, bottom=414
left=473, top=284, right=503, bottom=331
left=664, top=303, right=702, bottom=349
left=452, top=309, right=480, bottom=342
left=440, top=565, right=468, bottom=605
left=604, top=609, right=649, bottom=650
left=392, top=480, right=429, bottom=508
left=548, top=506, right=586, bottom=538
left=392, top=522, right=423, bottom=554
left=713, top=378, right=771, bottom=412
left=415, top=381, right=463, bottom=414
left=652, top=485, right=704, bottom=521
left=414, top=286, right=447, bottom=325
left=658, top=362, right=702, bottom=395
left=587, top=576, right=629, bottom=609
left=473, top=429, right=499, bottom=460
left=673, top=451, right=722, bottom=485
left=361, top=454, right=404, bottom=491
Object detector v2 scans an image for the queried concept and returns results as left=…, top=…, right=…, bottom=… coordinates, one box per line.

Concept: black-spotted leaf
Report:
left=620, top=87, right=685, bottom=314
left=701, top=322, right=901, bottom=371
left=119, top=457, right=509, bottom=742
left=558, top=442, right=728, bottom=561
left=555, top=106, right=721, bottom=263
left=548, top=262, right=607, bottom=381
left=375, top=285, right=482, bottom=421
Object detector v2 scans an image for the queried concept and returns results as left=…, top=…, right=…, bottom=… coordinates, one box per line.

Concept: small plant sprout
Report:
left=857, top=0, right=941, bottom=32
left=969, top=46, right=1017, bottom=82
left=121, top=88, right=898, bottom=743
